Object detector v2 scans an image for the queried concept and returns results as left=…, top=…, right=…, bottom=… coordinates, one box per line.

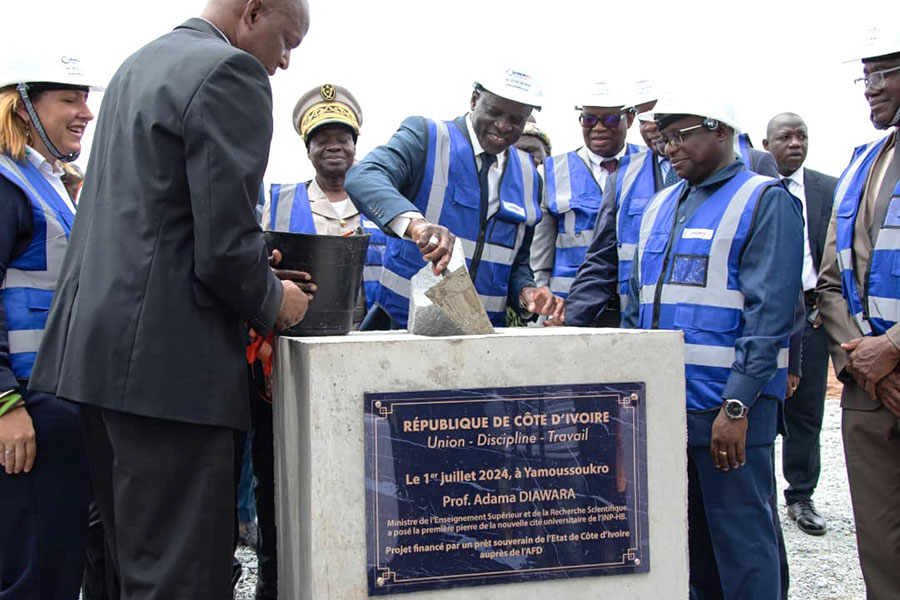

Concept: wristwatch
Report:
left=723, top=399, right=748, bottom=419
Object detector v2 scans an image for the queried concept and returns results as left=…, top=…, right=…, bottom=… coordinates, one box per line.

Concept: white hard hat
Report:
left=577, top=80, right=632, bottom=110
left=632, top=78, right=657, bottom=107
left=652, top=89, right=740, bottom=131
left=474, top=68, right=542, bottom=110
left=845, top=25, right=900, bottom=63
left=0, top=51, right=105, bottom=91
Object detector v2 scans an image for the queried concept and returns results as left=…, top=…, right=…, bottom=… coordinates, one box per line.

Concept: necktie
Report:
left=664, top=161, right=679, bottom=187
left=478, top=152, right=496, bottom=210
left=470, top=152, right=496, bottom=283
left=600, top=158, right=618, bottom=174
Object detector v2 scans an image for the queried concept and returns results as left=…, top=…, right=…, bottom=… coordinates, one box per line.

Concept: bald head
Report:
left=766, top=112, right=805, bottom=139
left=763, top=112, right=808, bottom=176
left=202, top=0, right=310, bottom=75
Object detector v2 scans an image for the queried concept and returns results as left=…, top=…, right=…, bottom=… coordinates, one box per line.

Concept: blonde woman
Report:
left=0, top=53, right=100, bottom=599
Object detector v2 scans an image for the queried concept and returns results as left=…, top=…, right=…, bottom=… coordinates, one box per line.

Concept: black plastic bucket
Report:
left=263, top=231, right=370, bottom=336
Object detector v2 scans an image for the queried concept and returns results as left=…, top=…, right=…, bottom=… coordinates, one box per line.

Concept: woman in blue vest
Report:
left=263, top=83, right=385, bottom=327
left=0, top=53, right=101, bottom=599
left=249, top=84, right=381, bottom=598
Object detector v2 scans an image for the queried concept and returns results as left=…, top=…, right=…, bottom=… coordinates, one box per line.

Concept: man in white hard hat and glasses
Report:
left=346, top=68, right=564, bottom=330
left=816, top=26, right=900, bottom=599
left=622, top=90, right=803, bottom=599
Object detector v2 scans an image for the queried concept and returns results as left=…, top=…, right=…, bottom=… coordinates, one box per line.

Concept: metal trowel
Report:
left=407, top=238, right=494, bottom=336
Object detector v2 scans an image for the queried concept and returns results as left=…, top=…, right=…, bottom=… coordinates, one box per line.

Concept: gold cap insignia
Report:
left=320, top=84, right=336, bottom=102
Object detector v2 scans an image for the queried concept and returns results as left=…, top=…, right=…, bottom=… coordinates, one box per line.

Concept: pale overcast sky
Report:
left=10, top=0, right=899, bottom=182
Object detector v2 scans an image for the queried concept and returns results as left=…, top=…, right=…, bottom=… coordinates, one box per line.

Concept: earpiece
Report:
left=702, top=118, right=720, bottom=131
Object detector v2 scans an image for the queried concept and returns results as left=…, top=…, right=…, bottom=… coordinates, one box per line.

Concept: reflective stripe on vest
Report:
left=614, top=150, right=656, bottom=300
left=263, top=182, right=316, bottom=234
left=264, top=182, right=388, bottom=311
left=544, top=144, right=641, bottom=298
left=360, top=215, right=386, bottom=312
left=636, top=170, right=789, bottom=410
left=0, top=154, right=73, bottom=379
left=377, top=118, right=541, bottom=327
left=834, top=135, right=899, bottom=336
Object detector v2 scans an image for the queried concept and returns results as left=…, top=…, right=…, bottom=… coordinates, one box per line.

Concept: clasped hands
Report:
left=842, top=335, right=900, bottom=417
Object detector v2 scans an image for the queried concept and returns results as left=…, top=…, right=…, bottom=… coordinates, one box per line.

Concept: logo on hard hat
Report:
left=504, top=70, right=532, bottom=92
left=60, top=56, right=81, bottom=65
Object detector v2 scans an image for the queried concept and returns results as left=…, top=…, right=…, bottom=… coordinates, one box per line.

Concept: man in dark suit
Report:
left=28, top=1, right=311, bottom=597
left=346, top=70, right=564, bottom=330
left=763, top=112, right=838, bottom=536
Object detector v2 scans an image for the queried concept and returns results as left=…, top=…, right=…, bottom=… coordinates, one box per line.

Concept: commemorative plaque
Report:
left=364, top=383, right=649, bottom=596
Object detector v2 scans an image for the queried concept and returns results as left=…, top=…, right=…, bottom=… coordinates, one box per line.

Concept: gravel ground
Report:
left=775, top=376, right=866, bottom=600
left=234, top=544, right=258, bottom=600
left=233, top=376, right=867, bottom=599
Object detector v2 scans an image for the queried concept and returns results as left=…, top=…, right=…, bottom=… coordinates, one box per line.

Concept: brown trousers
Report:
left=842, top=406, right=900, bottom=600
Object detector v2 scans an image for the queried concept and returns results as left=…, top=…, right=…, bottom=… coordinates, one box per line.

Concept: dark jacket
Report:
left=29, top=19, right=282, bottom=430
left=802, top=168, right=839, bottom=272
left=345, top=115, right=537, bottom=311
left=0, top=176, right=34, bottom=393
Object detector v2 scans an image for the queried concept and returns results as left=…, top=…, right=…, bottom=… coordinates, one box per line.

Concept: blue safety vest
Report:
left=735, top=133, right=754, bottom=170
left=0, top=154, right=74, bottom=380
left=833, top=134, right=900, bottom=336
left=635, top=170, right=789, bottom=411
left=544, top=143, right=641, bottom=297
left=377, top=118, right=541, bottom=327
left=264, top=182, right=316, bottom=234
left=613, top=150, right=657, bottom=307
left=263, top=182, right=386, bottom=311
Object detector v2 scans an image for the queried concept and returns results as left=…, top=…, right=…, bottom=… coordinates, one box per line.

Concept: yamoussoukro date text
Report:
left=364, top=383, right=649, bottom=596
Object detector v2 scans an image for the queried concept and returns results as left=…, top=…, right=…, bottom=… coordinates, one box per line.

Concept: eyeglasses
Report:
left=579, top=112, right=627, bottom=129
left=657, top=123, right=709, bottom=149
left=854, top=65, right=900, bottom=91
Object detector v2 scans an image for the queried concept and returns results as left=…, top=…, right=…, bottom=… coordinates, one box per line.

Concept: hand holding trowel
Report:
left=407, top=238, right=494, bottom=336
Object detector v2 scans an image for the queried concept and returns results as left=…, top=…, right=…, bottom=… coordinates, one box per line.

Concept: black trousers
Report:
left=0, top=392, right=88, bottom=600
left=782, top=313, right=829, bottom=504
left=82, top=405, right=234, bottom=600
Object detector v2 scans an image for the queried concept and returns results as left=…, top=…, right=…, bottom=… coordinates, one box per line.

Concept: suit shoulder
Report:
left=399, top=115, right=429, bottom=131
left=126, top=26, right=267, bottom=86
left=805, top=168, right=839, bottom=189
left=759, top=180, right=802, bottom=213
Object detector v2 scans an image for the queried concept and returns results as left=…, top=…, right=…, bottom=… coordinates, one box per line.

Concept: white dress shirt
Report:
left=586, top=144, right=628, bottom=192
left=25, top=147, right=75, bottom=214
left=198, top=17, right=231, bottom=44
left=658, top=154, right=673, bottom=181
left=464, top=112, right=507, bottom=220
left=783, top=167, right=817, bottom=291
